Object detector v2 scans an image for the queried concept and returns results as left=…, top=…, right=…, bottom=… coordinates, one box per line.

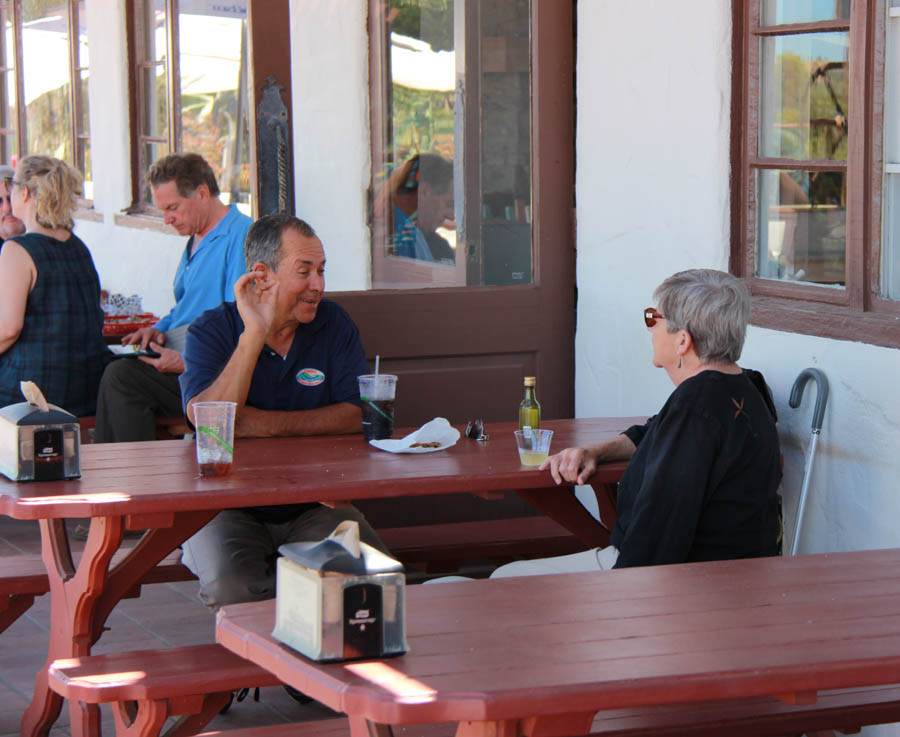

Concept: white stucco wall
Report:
left=73, top=1, right=187, bottom=318
left=289, top=0, right=371, bottom=291
left=576, top=4, right=900, bottom=732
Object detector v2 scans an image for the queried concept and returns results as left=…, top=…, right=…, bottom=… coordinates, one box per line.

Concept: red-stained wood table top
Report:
left=0, top=418, right=639, bottom=520
left=217, top=548, right=900, bottom=737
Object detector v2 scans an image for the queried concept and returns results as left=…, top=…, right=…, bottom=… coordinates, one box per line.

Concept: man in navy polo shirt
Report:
left=178, top=214, right=387, bottom=611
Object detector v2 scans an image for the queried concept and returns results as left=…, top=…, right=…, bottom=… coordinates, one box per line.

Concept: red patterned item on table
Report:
left=102, top=313, right=157, bottom=336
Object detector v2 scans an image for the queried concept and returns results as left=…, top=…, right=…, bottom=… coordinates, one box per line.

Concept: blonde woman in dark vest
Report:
left=0, top=155, right=109, bottom=415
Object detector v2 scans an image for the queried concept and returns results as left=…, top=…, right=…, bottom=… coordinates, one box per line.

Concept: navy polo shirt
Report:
left=180, top=298, right=369, bottom=523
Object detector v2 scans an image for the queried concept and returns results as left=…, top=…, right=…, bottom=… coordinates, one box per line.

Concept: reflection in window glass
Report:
left=756, top=169, right=845, bottom=286
left=178, top=6, right=250, bottom=208
left=22, top=2, right=72, bottom=162
left=74, top=0, right=91, bottom=197
left=885, top=175, right=900, bottom=299
left=141, top=0, right=166, bottom=138
left=759, top=32, right=849, bottom=161
left=882, top=10, right=900, bottom=299
left=0, top=7, right=16, bottom=164
left=370, top=0, right=532, bottom=290
left=761, top=0, right=850, bottom=26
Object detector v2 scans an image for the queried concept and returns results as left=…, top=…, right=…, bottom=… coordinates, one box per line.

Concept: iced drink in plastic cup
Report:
left=514, top=428, right=553, bottom=466
left=193, top=401, right=236, bottom=477
left=358, top=374, right=397, bottom=441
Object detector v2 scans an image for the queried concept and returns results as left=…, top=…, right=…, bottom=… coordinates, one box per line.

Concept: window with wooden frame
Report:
left=368, top=0, right=535, bottom=290
left=0, top=0, right=92, bottom=200
left=732, top=0, right=900, bottom=348
left=126, top=0, right=251, bottom=212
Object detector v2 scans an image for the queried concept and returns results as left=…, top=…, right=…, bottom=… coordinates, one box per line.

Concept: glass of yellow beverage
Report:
left=514, top=428, right=553, bottom=466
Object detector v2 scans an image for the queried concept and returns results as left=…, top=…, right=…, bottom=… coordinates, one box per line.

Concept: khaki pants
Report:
left=181, top=504, right=388, bottom=611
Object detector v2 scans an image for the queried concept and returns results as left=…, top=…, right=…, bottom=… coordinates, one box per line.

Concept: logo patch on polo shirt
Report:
left=296, top=368, right=325, bottom=386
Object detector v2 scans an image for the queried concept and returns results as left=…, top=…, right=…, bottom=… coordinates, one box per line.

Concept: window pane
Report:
left=0, top=7, right=16, bottom=164
left=75, top=1, right=88, bottom=68
left=0, top=132, right=14, bottom=162
left=884, top=174, right=900, bottom=299
left=761, top=0, right=850, bottom=26
left=137, top=0, right=168, bottom=142
left=759, top=32, right=849, bottom=161
left=0, top=68, right=16, bottom=162
left=141, top=0, right=166, bottom=65
left=74, top=2, right=91, bottom=197
left=178, top=6, right=251, bottom=210
left=21, top=1, right=72, bottom=161
left=370, top=0, right=533, bottom=289
left=480, top=0, right=532, bottom=287
left=142, top=64, right=168, bottom=140
left=77, top=69, right=89, bottom=135
left=756, top=168, right=846, bottom=286
left=77, top=137, right=92, bottom=199
left=140, top=141, right=168, bottom=202
left=881, top=9, right=900, bottom=300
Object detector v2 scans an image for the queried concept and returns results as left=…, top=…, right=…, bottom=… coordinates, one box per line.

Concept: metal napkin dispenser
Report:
left=0, top=401, right=81, bottom=482
left=272, top=521, right=407, bottom=662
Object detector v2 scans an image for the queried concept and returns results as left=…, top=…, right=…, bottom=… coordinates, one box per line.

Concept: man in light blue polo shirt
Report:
left=178, top=214, right=387, bottom=612
left=93, top=153, right=252, bottom=443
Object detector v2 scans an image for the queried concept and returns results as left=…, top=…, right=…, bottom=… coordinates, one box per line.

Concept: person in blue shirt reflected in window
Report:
left=390, top=153, right=455, bottom=263
left=93, top=153, right=252, bottom=443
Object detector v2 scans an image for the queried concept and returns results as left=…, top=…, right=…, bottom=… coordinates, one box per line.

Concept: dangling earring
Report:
left=677, top=357, right=682, bottom=369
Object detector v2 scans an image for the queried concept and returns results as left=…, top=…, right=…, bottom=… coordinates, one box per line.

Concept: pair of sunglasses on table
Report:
left=644, top=307, right=666, bottom=328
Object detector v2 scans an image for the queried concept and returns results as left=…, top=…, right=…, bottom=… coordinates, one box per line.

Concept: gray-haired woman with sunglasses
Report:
left=493, top=269, right=781, bottom=578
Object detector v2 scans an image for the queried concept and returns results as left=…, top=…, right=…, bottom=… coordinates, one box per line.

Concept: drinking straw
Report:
left=375, top=355, right=380, bottom=376
left=197, top=425, right=234, bottom=455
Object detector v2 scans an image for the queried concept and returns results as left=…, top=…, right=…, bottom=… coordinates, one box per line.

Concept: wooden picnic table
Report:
left=0, top=417, right=639, bottom=737
left=216, top=548, right=900, bottom=737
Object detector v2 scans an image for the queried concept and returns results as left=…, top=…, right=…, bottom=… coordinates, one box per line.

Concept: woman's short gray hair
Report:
left=244, top=214, right=317, bottom=271
left=653, top=269, right=750, bottom=364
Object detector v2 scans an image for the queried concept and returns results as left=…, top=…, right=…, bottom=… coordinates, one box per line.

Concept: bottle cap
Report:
left=524, top=376, right=535, bottom=387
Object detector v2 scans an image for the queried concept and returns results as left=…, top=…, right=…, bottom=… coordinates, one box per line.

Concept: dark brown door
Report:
left=336, top=0, right=574, bottom=431
left=249, top=1, right=574, bottom=532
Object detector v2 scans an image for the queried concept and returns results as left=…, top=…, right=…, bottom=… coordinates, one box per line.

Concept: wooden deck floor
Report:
left=0, top=515, right=341, bottom=737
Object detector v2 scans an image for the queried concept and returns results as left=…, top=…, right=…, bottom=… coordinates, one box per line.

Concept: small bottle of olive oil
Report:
left=518, top=376, right=541, bottom=430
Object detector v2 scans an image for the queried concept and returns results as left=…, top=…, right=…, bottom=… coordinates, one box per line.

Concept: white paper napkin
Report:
left=369, top=417, right=460, bottom=454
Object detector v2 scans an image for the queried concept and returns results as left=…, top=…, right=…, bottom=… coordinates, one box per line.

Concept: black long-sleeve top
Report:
left=610, top=369, right=782, bottom=568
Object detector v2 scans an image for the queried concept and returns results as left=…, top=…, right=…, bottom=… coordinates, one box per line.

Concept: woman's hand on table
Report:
left=540, top=446, right=597, bottom=486
left=541, top=434, right=637, bottom=485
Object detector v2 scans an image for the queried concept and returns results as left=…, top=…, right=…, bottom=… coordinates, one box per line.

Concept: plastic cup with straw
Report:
left=193, top=401, right=236, bottom=477
left=359, top=356, right=397, bottom=441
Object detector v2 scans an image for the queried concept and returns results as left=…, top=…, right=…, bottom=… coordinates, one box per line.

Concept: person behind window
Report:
left=0, top=155, right=110, bottom=416
left=0, top=164, right=26, bottom=247
left=389, top=153, right=455, bottom=263
left=492, top=269, right=782, bottom=578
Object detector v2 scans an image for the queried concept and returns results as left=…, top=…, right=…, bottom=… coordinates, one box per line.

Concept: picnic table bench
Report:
left=50, top=635, right=900, bottom=737
left=0, top=514, right=588, bottom=636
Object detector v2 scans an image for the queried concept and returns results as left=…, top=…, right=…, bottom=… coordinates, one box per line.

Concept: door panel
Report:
left=341, top=0, right=573, bottom=529
left=340, top=1, right=574, bottom=429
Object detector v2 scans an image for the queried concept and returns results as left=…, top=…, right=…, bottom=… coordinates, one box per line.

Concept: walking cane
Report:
left=788, top=368, right=829, bottom=556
